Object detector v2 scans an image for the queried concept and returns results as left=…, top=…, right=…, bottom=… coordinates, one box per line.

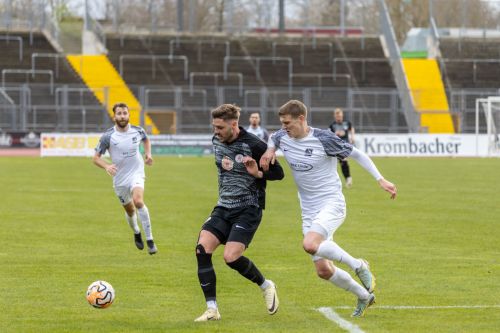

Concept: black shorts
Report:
left=201, top=205, right=263, bottom=248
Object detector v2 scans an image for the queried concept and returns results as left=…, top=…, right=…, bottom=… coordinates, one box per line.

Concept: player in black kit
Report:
left=329, top=108, right=355, bottom=188
left=194, top=104, right=284, bottom=322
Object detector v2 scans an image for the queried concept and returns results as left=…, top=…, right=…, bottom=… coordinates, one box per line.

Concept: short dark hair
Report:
left=278, top=100, right=307, bottom=118
left=112, top=103, right=129, bottom=113
left=211, top=104, right=240, bottom=121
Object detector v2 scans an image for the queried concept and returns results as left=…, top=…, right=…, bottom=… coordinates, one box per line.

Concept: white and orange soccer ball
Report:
left=86, top=281, right=115, bottom=309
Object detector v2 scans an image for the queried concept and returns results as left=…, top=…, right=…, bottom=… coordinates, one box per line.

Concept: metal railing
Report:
left=170, top=40, right=230, bottom=64
left=441, top=58, right=500, bottom=84
left=332, top=58, right=388, bottom=81
left=223, top=56, right=293, bottom=91
left=189, top=72, right=243, bottom=96
left=271, top=41, right=333, bottom=66
left=0, top=36, right=23, bottom=61
left=289, top=73, right=351, bottom=91
left=142, top=87, right=208, bottom=132
left=31, top=53, right=67, bottom=78
left=0, top=85, right=31, bottom=131
left=119, top=54, right=189, bottom=80
left=0, top=88, right=15, bottom=105
left=1, top=69, right=54, bottom=94
left=378, top=0, right=419, bottom=132
left=87, top=16, right=106, bottom=47
left=448, top=88, right=500, bottom=133
left=4, top=82, right=497, bottom=134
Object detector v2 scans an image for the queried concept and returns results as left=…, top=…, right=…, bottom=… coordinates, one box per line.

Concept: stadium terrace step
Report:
left=66, top=54, right=159, bottom=134
left=402, top=59, right=455, bottom=133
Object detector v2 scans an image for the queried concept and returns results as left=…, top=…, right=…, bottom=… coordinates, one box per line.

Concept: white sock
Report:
left=125, top=212, right=140, bottom=234
left=137, top=205, right=153, bottom=240
left=315, top=240, right=362, bottom=271
left=259, top=279, right=271, bottom=291
left=207, top=300, right=217, bottom=309
left=329, top=267, right=369, bottom=299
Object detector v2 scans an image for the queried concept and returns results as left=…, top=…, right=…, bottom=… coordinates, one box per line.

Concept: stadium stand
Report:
left=1, top=28, right=404, bottom=134
left=438, top=37, right=500, bottom=132
left=439, top=37, right=500, bottom=89
left=0, top=30, right=107, bottom=132
left=102, top=33, right=401, bottom=133
left=105, top=34, right=395, bottom=89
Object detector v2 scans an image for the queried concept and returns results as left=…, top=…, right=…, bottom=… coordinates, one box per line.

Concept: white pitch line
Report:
left=330, top=305, right=500, bottom=310
left=316, top=307, right=366, bottom=333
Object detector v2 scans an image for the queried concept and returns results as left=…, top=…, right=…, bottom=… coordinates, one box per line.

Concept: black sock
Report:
left=196, top=244, right=216, bottom=301
left=341, top=160, right=350, bottom=178
left=226, top=256, right=265, bottom=286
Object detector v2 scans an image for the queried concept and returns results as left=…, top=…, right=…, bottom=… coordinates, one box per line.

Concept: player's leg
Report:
left=131, top=185, right=157, bottom=254
left=115, top=185, right=143, bottom=250
left=314, top=259, right=375, bottom=317
left=340, top=159, right=352, bottom=187
left=224, top=207, right=279, bottom=315
left=194, top=207, right=231, bottom=322
left=303, top=204, right=375, bottom=292
left=195, top=230, right=222, bottom=321
left=123, top=202, right=144, bottom=250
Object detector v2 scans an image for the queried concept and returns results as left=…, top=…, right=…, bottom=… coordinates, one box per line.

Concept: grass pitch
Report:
left=0, top=156, right=499, bottom=332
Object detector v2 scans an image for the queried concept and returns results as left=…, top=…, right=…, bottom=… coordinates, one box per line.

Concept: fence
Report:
left=2, top=81, right=497, bottom=134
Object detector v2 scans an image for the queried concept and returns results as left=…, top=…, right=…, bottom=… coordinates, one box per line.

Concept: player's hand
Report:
left=378, top=178, right=397, bottom=199
left=105, top=164, right=117, bottom=177
left=242, top=156, right=261, bottom=178
left=259, top=150, right=276, bottom=171
left=145, top=154, right=153, bottom=166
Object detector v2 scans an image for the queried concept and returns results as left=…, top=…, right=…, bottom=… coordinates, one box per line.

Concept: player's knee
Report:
left=223, top=250, right=241, bottom=264
left=316, top=267, right=333, bottom=280
left=133, top=198, right=144, bottom=208
left=195, top=244, right=206, bottom=255
left=303, top=239, right=319, bottom=255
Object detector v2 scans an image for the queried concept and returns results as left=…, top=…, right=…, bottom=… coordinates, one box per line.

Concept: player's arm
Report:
left=259, top=147, right=276, bottom=172
left=243, top=154, right=283, bottom=180
left=92, top=152, right=117, bottom=177
left=93, top=134, right=116, bottom=176
left=260, top=131, right=280, bottom=171
left=348, top=147, right=397, bottom=199
left=246, top=138, right=284, bottom=180
left=143, top=137, right=153, bottom=166
left=255, top=152, right=283, bottom=180
left=349, top=125, right=355, bottom=145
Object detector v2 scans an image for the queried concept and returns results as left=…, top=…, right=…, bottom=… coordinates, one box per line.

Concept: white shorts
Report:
left=113, top=175, right=145, bottom=205
left=302, top=201, right=346, bottom=261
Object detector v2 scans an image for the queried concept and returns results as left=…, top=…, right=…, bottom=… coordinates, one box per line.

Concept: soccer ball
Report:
left=86, top=280, right=115, bottom=309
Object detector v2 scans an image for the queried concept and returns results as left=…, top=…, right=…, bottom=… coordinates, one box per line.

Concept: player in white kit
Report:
left=260, top=100, right=397, bottom=317
left=93, top=103, right=158, bottom=255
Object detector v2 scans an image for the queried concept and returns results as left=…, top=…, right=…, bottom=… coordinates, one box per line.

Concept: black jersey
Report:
left=212, top=127, right=284, bottom=209
left=329, top=121, right=352, bottom=142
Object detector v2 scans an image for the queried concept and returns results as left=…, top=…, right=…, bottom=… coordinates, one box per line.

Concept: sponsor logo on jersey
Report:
left=235, top=154, right=244, bottom=163
left=305, top=148, right=313, bottom=156
left=222, top=155, right=234, bottom=171
left=289, top=161, right=313, bottom=171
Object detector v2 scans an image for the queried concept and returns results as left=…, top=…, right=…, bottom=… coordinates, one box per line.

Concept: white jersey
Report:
left=95, top=125, right=148, bottom=187
left=268, top=127, right=353, bottom=216
left=246, top=126, right=269, bottom=142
